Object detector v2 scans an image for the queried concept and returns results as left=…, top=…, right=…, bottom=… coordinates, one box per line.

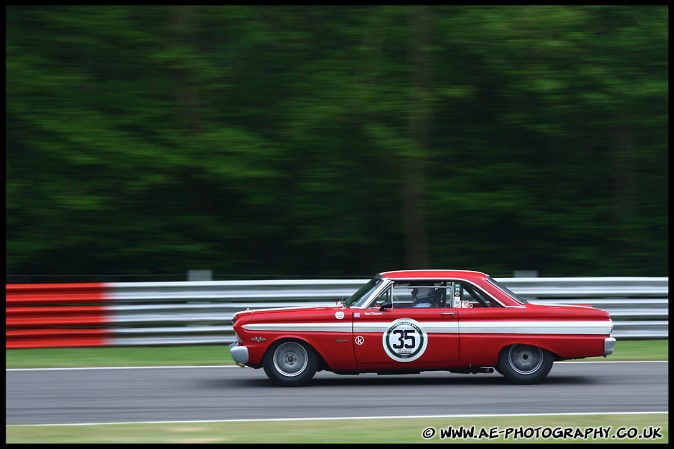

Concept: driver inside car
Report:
left=411, top=287, right=435, bottom=307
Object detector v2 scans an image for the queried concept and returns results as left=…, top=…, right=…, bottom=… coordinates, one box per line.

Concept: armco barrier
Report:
left=6, top=283, right=110, bottom=348
left=5, top=277, right=668, bottom=348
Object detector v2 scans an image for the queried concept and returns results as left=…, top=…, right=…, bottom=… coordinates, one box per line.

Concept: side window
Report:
left=392, top=282, right=449, bottom=308
left=371, top=286, right=392, bottom=308
left=453, top=282, right=502, bottom=308
left=391, top=285, right=415, bottom=308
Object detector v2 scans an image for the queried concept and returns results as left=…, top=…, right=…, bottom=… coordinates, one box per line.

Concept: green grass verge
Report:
left=5, top=339, right=668, bottom=369
left=6, top=345, right=234, bottom=368
left=6, top=413, right=668, bottom=444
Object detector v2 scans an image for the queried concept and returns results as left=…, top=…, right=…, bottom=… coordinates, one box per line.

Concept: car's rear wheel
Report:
left=498, top=344, right=553, bottom=384
left=263, top=340, right=318, bottom=387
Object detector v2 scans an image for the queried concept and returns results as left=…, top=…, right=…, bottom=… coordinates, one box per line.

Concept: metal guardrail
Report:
left=503, top=277, right=668, bottom=340
left=105, top=280, right=362, bottom=346
left=6, top=277, right=668, bottom=347
left=107, top=277, right=668, bottom=345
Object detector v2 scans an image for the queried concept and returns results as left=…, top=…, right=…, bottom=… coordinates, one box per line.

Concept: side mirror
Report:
left=379, top=302, right=392, bottom=311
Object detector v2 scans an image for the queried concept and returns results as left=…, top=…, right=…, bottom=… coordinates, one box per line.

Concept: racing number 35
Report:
left=382, top=319, right=429, bottom=362
left=391, top=329, right=416, bottom=349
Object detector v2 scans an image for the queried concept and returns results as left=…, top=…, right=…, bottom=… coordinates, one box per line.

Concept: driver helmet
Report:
left=412, top=287, right=435, bottom=302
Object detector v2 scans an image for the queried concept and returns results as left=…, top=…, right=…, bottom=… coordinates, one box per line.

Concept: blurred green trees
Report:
left=6, top=6, right=668, bottom=279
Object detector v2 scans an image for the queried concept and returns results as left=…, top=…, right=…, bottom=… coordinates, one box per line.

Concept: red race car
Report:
left=230, top=270, right=615, bottom=386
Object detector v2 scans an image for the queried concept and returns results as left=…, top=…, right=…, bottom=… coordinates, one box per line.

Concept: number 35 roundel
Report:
left=382, top=318, right=429, bottom=362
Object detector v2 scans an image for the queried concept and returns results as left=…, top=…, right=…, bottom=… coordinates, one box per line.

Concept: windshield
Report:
left=487, top=277, right=528, bottom=304
left=343, top=277, right=383, bottom=307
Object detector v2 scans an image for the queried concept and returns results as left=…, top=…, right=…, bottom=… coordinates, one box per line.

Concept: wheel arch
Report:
left=263, top=336, right=330, bottom=372
left=494, top=340, right=562, bottom=362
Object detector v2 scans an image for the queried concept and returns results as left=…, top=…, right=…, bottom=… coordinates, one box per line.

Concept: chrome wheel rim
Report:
left=507, top=345, right=543, bottom=375
left=273, top=342, right=308, bottom=377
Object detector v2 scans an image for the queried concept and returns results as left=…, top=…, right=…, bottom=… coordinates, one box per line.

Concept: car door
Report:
left=352, top=282, right=459, bottom=366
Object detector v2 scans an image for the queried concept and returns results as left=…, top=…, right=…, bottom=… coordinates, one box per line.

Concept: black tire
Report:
left=263, top=340, right=318, bottom=387
left=497, top=344, right=553, bottom=385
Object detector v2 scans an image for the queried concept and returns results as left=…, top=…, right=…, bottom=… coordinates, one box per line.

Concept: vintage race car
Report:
left=229, top=270, right=615, bottom=386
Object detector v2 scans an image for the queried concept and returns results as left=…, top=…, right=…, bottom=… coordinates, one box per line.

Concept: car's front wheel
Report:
left=263, top=340, right=318, bottom=387
left=498, top=344, right=553, bottom=384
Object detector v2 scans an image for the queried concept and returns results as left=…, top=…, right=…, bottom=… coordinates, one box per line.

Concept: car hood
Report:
left=233, top=304, right=343, bottom=320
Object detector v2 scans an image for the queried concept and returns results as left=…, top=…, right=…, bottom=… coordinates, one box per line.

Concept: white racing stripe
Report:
left=242, top=322, right=352, bottom=332
left=244, top=320, right=612, bottom=335
left=459, top=320, right=612, bottom=335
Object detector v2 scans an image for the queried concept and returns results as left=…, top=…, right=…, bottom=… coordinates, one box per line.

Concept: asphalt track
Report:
left=6, top=361, right=668, bottom=425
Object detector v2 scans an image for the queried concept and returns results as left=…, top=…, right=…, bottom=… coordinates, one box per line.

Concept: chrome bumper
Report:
left=229, top=342, right=249, bottom=366
left=604, top=337, right=616, bottom=356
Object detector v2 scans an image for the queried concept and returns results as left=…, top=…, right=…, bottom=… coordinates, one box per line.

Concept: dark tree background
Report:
left=6, top=6, right=668, bottom=280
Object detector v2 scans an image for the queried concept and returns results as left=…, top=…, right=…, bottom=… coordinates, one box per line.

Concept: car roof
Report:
left=379, top=269, right=488, bottom=280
